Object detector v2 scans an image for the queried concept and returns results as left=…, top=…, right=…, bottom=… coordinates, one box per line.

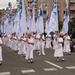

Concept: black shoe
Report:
left=61, top=59, right=65, bottom=61
left=30, top=60, right=33, bottom=63
left=0, top=62, right=2, bottom=65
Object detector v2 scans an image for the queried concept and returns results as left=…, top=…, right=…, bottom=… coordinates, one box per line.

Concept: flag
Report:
left=30, top=7, right=36, bottom=32
left=20, top=0, right=27, bottom=34
left=45, top=3, right=49, bottom=8
left=36, top=5, right=44, bottom=34
left=14, top=0, right=27, bottom=36
left=13, top=11, right=20, bottom=34
left=48, top=0, right=58, bottom=34
left=26, top=11, right=32, bottom=32
left=61, top=0, right=69, bottom=34
left=7, top=10, right=13, bottom=34
left=3, top=16, right=9, bottom=34
left=32, top=0, right=36, bottom=5
left=1, top=22, right=4, bottom=33
left=13, top=0, right=21, bottom=35
left=2, top=8, right=8, bottom=34
left=26, top=3, right=30, bottom=9
left=45, top=10, right=49, bottom=33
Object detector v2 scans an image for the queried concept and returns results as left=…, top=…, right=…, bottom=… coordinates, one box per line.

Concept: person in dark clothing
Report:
left=70, top=28, right=75, bottom=52
left=71, top=28, right=75, bottom=39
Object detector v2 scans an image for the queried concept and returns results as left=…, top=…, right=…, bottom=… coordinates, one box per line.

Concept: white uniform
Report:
left=63, top=36, right=71, bottom=52
left=40, top=35, right=45, bottom=55
left=31, top=34, right=36, bottom=50
left=0, top=38, right=3, bottom=62
left=6, top=34, right=11, bottom=47
left=53, top=34, right=57, bottom=50
left=18, top=36, right=22, bottom=55
left=26, top=37, right=34, bottom=60
left=35, top=34, right=41, bottom=50
left=13, top=36, right=18, bottom=51
left=45, top=34, right=52, bottom=48
left=21, top=37, right=27, bottom=55
left=54, top=37, right=63, bottom=57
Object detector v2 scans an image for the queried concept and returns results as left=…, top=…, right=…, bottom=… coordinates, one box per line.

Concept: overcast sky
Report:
left=0, top=0, right=16, bottom=9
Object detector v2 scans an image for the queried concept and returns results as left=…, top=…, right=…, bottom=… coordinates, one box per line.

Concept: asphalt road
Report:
left=0, top=45, right=75, bottom=75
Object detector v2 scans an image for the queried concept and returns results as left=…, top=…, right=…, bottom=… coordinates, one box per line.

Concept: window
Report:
left=43, top=10, right=46, bottom=14
left=70, top=10, right=75, bottom=14
left=70, top=2, right=75, bottom=6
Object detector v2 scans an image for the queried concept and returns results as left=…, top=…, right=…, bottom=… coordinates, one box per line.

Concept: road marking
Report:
left=21, top=69, right=35, bottom=73
left=66, top=66, right=75, bottom=69
left=0, top=72, right=10, bottom=75
left=44, top=68, right=57, bottom=71
left=45, top=60, right=63, bottom=69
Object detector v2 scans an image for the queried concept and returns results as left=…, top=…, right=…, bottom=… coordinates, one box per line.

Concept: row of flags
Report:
left=46, top=0, right=58, bottom=34
left=0, top=0, right=69, bottom=35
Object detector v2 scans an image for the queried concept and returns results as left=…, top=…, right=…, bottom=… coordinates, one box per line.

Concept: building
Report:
left=0, top=0, right=75, bottom=21
left=24, top=0, right=75, bottom=21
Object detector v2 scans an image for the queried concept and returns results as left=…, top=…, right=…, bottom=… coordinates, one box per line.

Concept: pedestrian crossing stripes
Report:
left=0, top=66, right=75, bottom=75
left=21, top=69, right=35, bottom=73
left=66, top=66, right=75, bottom=69
left=45, top=60, right=63, bottom=69
left=44, top=68, right=57, bottom=71
left=0, top=72, right=10, bottom=75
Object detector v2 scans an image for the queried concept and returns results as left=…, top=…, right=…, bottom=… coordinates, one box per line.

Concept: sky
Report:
left=0, top=0, right=16, bottom=9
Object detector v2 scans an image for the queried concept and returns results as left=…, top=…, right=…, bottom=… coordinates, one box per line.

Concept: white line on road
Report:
left=45, top=60, right=63, bottom=69
left=21, top=69, right=35, bottom=73
left=66, top=66, right=75, bottom=69
left=0, top=72, right=10, bottom=75
left=44, top=68, right=57, bottom=71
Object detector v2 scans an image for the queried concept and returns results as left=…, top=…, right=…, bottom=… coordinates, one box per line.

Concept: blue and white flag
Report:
left=4, top=17, right=9, bottom=34
left=15, top=0, right=27, bottom=36
left=1, top=22, right=4, bottom=33
left=27, top=11, right=32, bottom=32
left=45, top=10, right=49, bottom=34
left=26, top=3, right=30, bottom=9
left=61, top=0, right=69, bottom=34
left=13, top=11, right=20, bottom=34
left=1, top=8, right=8, bottom=34
left=7, top=10, right=13, bottom=34
left=45, top=3, right=49, bottom=8
left=20, top=0, right=27, bottom=34
left=13, top=0, right=22, bottom=35
left=36, top=5, right=44, bottom=34
left=32, top=0, right=36, bottom=5
left=48, top=0, right=58, bottom=34
left=30, top=7, right=36, bottom=32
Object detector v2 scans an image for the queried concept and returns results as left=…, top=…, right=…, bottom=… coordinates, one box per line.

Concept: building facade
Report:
left=0, top=0, right=75, bottom=21
left=24, top=0, right=75, bottom=21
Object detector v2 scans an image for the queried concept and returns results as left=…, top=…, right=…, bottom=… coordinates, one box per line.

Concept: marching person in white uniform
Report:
left=0, top=35, right=3, bottom=65
left=45, top=33, right=52, bottom=49
left=35, top=33, right=41, bottom=54
left=63, top=33, right=71, bottom=54
left=26, top=33, right=34, bottom=63
left=54, top=33, right=65, bottom=61
left=39, top=33, right=45, bottom=55
left=20, top=34, right=27, bottom=57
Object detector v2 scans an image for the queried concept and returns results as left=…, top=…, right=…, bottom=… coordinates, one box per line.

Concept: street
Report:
left=0, top=45, right=75, bottom=75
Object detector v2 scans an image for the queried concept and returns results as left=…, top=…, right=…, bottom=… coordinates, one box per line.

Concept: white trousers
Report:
left=26, top=44, right=34, bottom=60
left=0, top=47, right=3, bottom=61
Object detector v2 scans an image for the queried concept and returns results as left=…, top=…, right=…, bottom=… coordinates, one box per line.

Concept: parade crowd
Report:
left=0, top=30, right=73, bottom=65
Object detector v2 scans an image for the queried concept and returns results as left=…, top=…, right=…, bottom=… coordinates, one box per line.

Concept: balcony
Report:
left=70, top=5, right=75, bottom=10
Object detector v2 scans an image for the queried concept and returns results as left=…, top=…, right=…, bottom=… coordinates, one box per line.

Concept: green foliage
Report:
left=69, top=21, right=75, bottom=29
left=68, top=21, right=75, bottom=34
left=58, top=20, right=75, bottom=34
left=58, top=20, right=63, bottom=30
